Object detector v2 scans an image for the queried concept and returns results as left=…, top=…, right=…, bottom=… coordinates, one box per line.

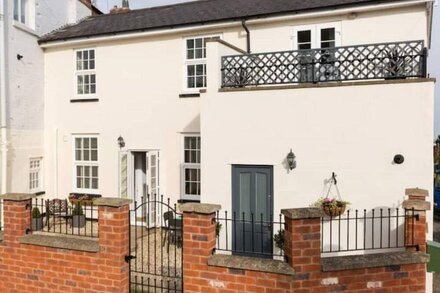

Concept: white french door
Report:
left=121, top=150, right=160, bottom=226
left=293, top=22, right=341, bottom=50
left=146, top=151, right=160, bottom=226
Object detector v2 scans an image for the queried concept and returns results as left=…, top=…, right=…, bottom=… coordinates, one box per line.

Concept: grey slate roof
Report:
left=39, top=0, right=405, bottom=43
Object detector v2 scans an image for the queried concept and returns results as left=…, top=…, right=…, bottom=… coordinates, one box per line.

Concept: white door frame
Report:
left=125, top=149, right=161, bottom=226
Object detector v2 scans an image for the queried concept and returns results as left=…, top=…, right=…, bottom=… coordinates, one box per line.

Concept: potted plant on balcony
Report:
left=31, top=207, right=43, bottom=231
left=312, top=172, right=350, bottom=217
left=72, top=203, right=86, bottom=228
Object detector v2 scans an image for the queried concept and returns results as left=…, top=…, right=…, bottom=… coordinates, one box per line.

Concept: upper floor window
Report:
left=73, top=136, right=99, bottom=193
left=181, top=135, right=201, bottom=199
left=185, top=37, right=208, bottom=90
left=293, top=22, right=341, bottom=50
left=75, top=49, right=96, bottom=96
left=14, top=0, right=35, bottom=29
left=29, top=158, right=42, bottom=193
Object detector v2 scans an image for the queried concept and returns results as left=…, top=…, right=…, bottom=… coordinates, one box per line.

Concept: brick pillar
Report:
left=0, top=194, right=34, bottom=244
left=282, top=208, right=323, bottom=288
left=180, top=203, right=221, bottom=293
left=95, top=198, right=132, bottom=293
left=403, top=188, right=430, bottom=253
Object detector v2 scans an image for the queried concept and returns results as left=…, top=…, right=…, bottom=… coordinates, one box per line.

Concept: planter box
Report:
left=72, top=215, right=86, bottom=228
left=32, top=218, right=44, bottom=231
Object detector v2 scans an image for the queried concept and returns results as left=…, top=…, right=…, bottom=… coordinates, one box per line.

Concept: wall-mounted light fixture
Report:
left=287, top=149, right=296, bottom=170
left=17, top=54, right=23, bottom=60
left=117, top=135, right=125, bottom=148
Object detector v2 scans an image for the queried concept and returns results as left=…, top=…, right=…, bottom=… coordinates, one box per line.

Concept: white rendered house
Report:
left=38, top=0, right=434, bottom=284
left=0, top=0, right=99, bottom=195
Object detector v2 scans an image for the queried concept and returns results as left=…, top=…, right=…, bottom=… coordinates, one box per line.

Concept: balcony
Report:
left=221, top=40, right=427, bottom=88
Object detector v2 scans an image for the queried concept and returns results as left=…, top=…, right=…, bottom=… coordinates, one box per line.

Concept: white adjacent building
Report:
left=0, top=0, right=100, bottom=195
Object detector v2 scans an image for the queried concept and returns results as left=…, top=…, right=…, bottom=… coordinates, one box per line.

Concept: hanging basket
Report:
left=322, top=202, right=347, bottom=217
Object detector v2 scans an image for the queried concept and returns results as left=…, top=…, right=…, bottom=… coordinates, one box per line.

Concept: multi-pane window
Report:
left=74, top=137, right=99, bottom=192
left=297, top=30, right=312, bottom=50
left=294, top=23, right=340, bottom=50
left=29, top=158, right=42, bottom=192
left=320, top=28, right=336, bottom=49
left=14, top=0, right=29, bottom=25
left=185, top=37, right=208, bottom=89
left=75, top=49, right=96, bottom=96
left=182, top=136, right=201, bottom=198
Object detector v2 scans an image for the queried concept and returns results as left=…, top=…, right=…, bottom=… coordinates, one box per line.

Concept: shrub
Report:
left=32, top=207, right=41, bottom=218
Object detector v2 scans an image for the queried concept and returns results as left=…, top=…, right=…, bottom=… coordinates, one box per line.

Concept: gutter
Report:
left=0, top=0, right=7, bottom=194
left=39, top=0, right=432, bottom=49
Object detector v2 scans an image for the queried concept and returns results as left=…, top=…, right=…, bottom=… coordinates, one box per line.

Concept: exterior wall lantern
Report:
left=287, top=149, right=296, bottom=170
left=117, top=136, right=125, bottom=148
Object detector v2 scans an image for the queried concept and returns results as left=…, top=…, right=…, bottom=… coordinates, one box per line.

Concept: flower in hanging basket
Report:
left=311, top=197, right=350, bottom=217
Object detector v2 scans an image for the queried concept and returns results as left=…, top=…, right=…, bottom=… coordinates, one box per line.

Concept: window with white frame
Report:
left=185, top=37, right=209, bottom=90
left=13, top=0, right=35, bottom=29
left=74, top=136, right=99, bottom=193
left=293, top=23, right=341, bottom=50
left=29, top=158, right=42, bottom=193
left=75, top=49, right=96, bottom=96
left=182, top=135, right=201, bottom=198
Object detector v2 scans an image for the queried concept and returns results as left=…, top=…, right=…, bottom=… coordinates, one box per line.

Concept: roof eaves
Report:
left=39, top=0, right=414, bottom=45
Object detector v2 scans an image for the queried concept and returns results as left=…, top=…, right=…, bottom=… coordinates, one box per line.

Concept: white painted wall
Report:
left=42, top=3, right=431, bottom=204
left=5, top=0, right=92, bottom=194
left=36, top=0, right=91, bottom=36
left=248, top=5, right=429, bottom=53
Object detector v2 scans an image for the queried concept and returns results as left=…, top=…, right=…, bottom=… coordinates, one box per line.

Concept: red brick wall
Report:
left=183, top=210, right=296, bottom=292
left=182, top=208, right=427, bottom=293
left=0, top=198, right=129, bottom=293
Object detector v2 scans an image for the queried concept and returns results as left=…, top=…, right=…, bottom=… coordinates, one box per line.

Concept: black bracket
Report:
left=25, top=228, right=31, bottom=234
left=25, top=203, right=30, bottom=210
left=125, top=255, right=136, bottom=263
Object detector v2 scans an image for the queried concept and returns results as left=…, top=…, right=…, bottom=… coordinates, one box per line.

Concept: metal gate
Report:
left=127, top=195, right=183, bottom=292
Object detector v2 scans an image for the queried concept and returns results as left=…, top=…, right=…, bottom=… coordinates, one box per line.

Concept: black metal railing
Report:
left=129, top=195, right=183, bottom=293
left=221, top=40, right=427, bottom=87
left=321, top=208, right=418, bottom=254
left=215, top=211, right=285, bottom=260
left=30, top=198, right=98, bottom=238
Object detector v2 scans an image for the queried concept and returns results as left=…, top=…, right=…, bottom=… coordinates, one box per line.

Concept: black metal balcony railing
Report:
left=221, top=40, right=427, bottom=87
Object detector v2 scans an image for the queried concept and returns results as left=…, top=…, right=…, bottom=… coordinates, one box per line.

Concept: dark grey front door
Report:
left=232, top=165, right=273, bottom=257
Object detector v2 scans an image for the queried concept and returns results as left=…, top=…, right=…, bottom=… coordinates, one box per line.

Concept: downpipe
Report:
left=0, top=0, right=7, bottom=194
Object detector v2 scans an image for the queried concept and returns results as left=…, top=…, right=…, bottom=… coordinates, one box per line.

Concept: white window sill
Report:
left=70, top=98, right=99, bottom=103
left=73, top=189, right=100, bottom=195
left=181, top=194, right=201, bottom=201
left=13, top=21, right=38, bottom=37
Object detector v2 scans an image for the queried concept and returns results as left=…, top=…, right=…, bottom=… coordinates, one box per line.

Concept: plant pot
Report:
left=32, top=217, right=43, bottom=231
left=322, top=203, right=346, bottom=217
left=72, top=215, right=86, bottom=228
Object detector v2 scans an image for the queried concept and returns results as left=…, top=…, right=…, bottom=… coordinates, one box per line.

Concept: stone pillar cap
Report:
left=94, top=197, right=132, bottom=207
left=179, top=203, right=221, bottom=214
left=402, top=199, right=430, bottom=211
left=405, top=188, right=428, bottom=197
left=281, top=208, right=324, bottom=219
left=0, top=193, right=36, bottom=201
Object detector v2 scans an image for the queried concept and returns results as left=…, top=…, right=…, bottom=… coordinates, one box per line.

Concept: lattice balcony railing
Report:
left=221, top=40, right=427, bottom=87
